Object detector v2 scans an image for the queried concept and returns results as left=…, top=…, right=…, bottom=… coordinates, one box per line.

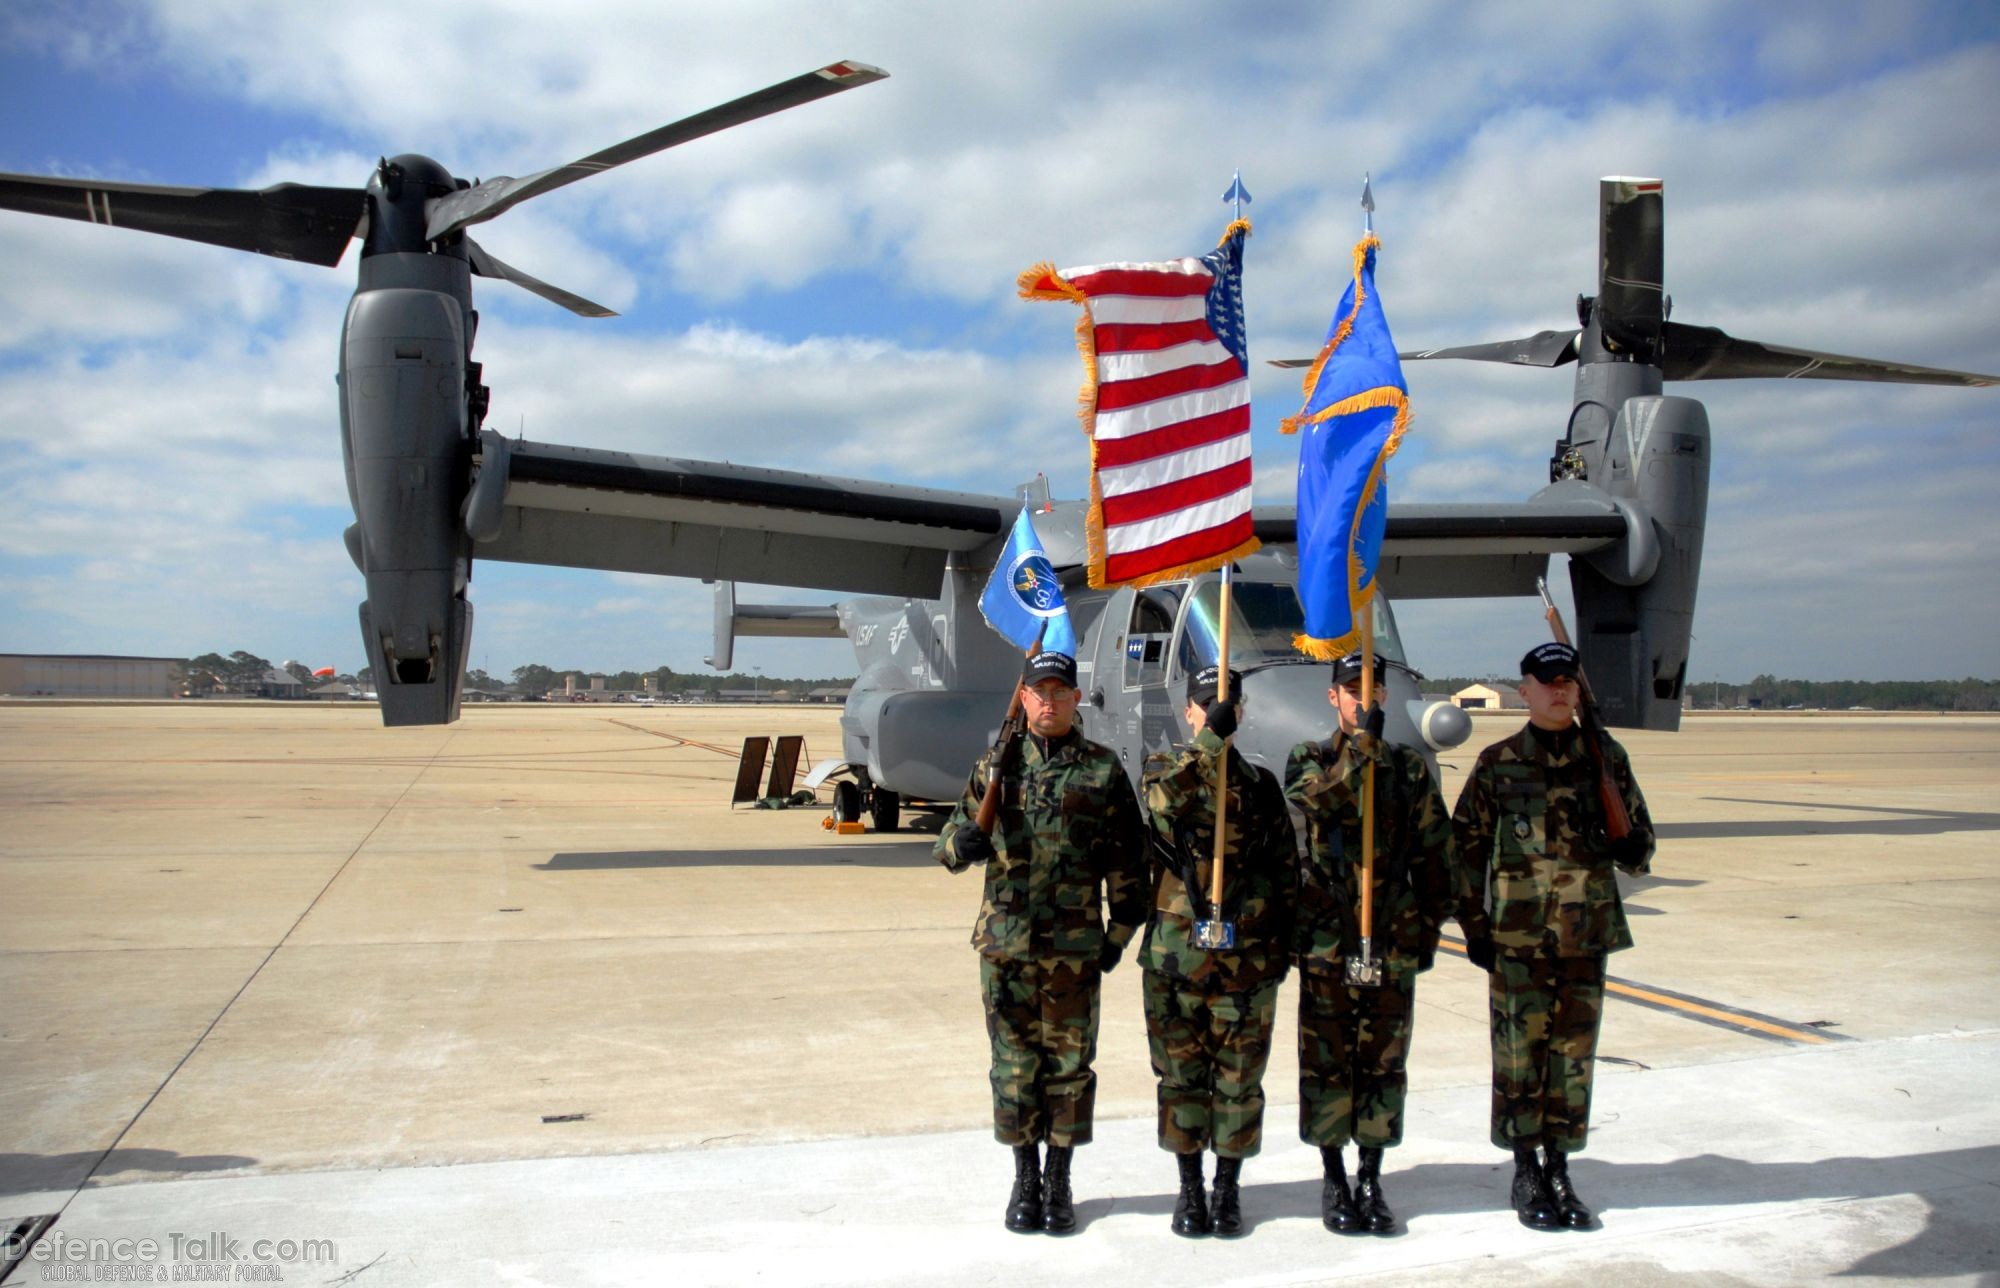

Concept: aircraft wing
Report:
left=473, top=438, right=1012, bottom=597
left=1252, top=495, right=1630, bottom=598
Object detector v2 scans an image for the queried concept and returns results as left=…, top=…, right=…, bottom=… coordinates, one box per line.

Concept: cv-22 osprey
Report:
left=3, top=93, right=1993, bottom=829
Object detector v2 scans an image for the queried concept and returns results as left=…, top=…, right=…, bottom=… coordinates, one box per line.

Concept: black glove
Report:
left=1363, top=705, right=1385, bottom=741
left=1203, top=698, right=1241, bottom=740
left=952, top=827, right=997, bottom=867
left=1603, top=828, right=1653, bottom=867
left=1464, top=936, right=1497, bottom=972
left=1098, top=940, right=1124, bottom=975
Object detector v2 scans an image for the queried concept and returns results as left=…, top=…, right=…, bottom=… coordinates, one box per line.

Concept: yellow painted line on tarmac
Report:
left=1601, top=980, right=1835, bottom=1044
left=1437, top=936, right=1849, bottom=1045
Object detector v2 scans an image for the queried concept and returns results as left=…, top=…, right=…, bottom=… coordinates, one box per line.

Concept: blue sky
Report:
left=2, top=1, right=1997, bottom=683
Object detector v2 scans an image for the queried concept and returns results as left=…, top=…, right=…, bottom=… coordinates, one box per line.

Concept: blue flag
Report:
left=1281, top=235, right=1410, bottom=659
left=980, top=508, right=1079, bottom=656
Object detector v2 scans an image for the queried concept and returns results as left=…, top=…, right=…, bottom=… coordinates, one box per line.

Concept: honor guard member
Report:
left=1139, top=666, right=1296, bottom=1238
left=1451, top=641, right=1655, bottom=1231
left=1283, top=650, right=1458, bottom=1235
left=934, top=650, right=1150, bottom=1236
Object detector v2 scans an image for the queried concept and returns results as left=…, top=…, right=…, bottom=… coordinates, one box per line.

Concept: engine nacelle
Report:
left=841, top=687, right=1011, bottom=803
left=1567, top=394, right=1711, bottom=730
left=341, top=286, right=473, bottom=726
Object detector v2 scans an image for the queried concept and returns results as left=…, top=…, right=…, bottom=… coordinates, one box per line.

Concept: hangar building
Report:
left=0, top=653, right=181, bottom=699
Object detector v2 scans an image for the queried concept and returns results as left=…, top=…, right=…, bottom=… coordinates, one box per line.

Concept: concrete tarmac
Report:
left=2, top=703, right=1996, bottom=1283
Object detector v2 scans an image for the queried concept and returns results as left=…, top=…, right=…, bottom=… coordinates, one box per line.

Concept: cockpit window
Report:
left=1124, top=588, right=1180, bottom=689
left=1176, top=579, right=1406, bottom=671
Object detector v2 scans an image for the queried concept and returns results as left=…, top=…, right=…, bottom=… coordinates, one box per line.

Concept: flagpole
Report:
left=1358, top=606, right=1376, bottom=966
left=1344, top=171, right=1386, bottom=989
left=1205, top=168, right=1250, bottom=931
left=1208, top=565, right=1233, bottom=916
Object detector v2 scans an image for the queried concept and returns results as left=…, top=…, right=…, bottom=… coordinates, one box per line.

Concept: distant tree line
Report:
left=1421, top=673, right=2000, bottom=712
left=502, top=664, right=854, bottom=698
left=174, top=654, right=1998, bottom=711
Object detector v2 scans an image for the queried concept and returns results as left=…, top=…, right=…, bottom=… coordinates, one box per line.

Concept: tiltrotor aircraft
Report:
left=0, top=58, right=888, bottom=726
left=4, top=90, right=1994, bottom=830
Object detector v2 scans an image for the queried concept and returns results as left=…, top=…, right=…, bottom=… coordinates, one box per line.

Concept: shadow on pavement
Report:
left=0, top=1147, right=259, bottom=1197
left=538, top=843, right=938, bottom=870
left=1660, top=798, right=2000, bottom=841
left=1187, top=1145, right=2000, bottom=1277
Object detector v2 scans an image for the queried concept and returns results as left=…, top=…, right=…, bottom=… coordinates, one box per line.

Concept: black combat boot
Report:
left=1170, top=1151, right=1209, bottom=1237
left=1005, top=1143, right=1042, bottom=1233
left=1511, top=1145, right=1561, bottom=1231
left=1544, top=1147, right=1594, bottom=1229
left=1319, top=1145, right=1362, bottom=1234
left=1042, top=1144, right=1076, bottom=1235
left=1353, top=1145, right=1397, bottom=1233
left=1209, top=1156, right=1244, bottom=1237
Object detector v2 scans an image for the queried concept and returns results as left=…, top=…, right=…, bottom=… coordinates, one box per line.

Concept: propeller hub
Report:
left=365, top=153, right=462, bottom=258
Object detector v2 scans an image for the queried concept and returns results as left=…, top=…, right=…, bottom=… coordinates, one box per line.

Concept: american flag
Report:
left=1019, top=221, right=1260, bottom=588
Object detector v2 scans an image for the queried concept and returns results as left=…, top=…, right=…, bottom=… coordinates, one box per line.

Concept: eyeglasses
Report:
left=1021, top=686, right=1079, bottom=706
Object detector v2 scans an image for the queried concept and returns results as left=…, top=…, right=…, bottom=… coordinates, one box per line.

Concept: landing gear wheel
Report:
left=830, top=780, right=862, bottom=825
left=869, top=787, right=900, bottom=832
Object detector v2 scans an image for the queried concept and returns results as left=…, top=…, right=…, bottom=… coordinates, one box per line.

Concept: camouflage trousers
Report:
left=1488, top=953, right=1606, bottom=1152
left=1142, top=971, right=1280, bottom=1158
left=980, top=955, right=1101, bottom=1147
left=1296, top=967, right=1417, bottom=1149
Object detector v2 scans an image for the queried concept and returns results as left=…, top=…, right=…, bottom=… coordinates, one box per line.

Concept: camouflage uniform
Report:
left=1139, top=727, right=1296, bottom=1158
left=935, top=727, right=1149, bottom=1147
left=1452, top=723, right=1655, bottom=1153
left=1284, top=734, right=1457, bottom=1149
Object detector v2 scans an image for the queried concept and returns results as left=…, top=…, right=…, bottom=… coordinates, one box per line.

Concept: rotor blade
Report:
left=0, top=172, right=364, bottom=266
left=1661, top=322, right=1999, bottom=386
left=426, top=59, right=888, bottom=241
left=1598, top=176, right=1664, bottom=355
left=1400, top=330, right=1582, bottom=367
left=464, top=237, right=617, bottom=318
left=1267, top=329, right=1581, bottom=370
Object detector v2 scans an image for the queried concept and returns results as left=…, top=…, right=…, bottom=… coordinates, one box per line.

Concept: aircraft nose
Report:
left=1231, top=664, right=1333, bottom=775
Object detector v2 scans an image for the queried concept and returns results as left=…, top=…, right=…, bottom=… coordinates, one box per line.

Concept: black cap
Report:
left=1521, top=641, right=1580, bottom=682
left=1188, top=665, right=1241, bottom=706
left=1330, top=651, right=1387, bottom=687
left=1022, top=651, right=1078, bottom=688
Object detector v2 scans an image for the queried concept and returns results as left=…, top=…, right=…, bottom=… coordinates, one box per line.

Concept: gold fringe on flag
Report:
left=1278, top=234, right=1380, bottom=436
left=1100, top=534, right=1262, bottom=591
left=1288, top=397, right=1412, bottom=660
left=1022, top=222, right=1260, bottom=593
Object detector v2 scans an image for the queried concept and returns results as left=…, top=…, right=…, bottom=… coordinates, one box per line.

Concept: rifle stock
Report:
left=1535, top=578, right=1633, bottom=840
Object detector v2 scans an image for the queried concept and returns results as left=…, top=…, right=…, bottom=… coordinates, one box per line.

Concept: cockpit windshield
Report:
left=1175, top=579, right=1406, bottom=674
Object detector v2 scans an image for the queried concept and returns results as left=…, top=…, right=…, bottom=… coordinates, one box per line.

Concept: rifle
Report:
left=1534, top=577, right=1633, bottom=841
left=975, top=627, right=1046, bottom=835
left=974, top=689, right=1028, bottom=835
